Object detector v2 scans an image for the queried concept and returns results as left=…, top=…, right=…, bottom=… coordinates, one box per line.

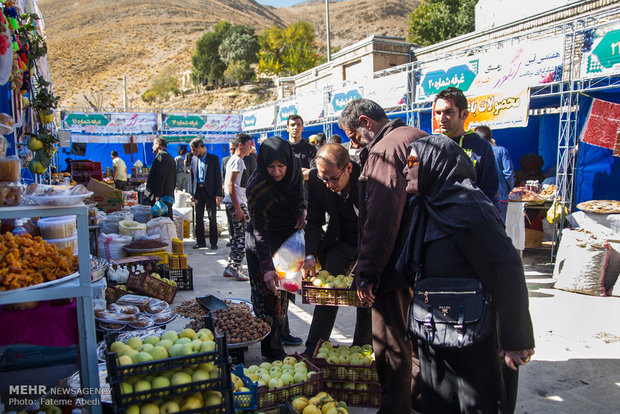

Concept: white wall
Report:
left=475, top=0, right=578, bottom=31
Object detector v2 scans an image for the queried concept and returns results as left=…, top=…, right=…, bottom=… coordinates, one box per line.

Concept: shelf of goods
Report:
left=0, top=205, right=101, bottom=413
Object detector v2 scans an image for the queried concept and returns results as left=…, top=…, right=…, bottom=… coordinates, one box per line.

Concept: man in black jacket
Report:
left=144, top=137, right=176, bottom=220
left=301, top=143, right=372, bottom=356
left=287, top=114, right=316, bottom=180
left=189, top=138, right=222, bottom=250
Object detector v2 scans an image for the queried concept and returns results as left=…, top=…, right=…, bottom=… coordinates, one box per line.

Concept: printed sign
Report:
left=417, top=36, right=564, bottom=101
left=277, top=103, right=298, bottom=126
left=242, top=104, right=277, bottom=131
left=581, top=22, right=620, bottom=78
left=365, top=71, right=409, bottom=109
left=162, top=113, right=241, bottom=133
left=431, top=88, right=530, bottom=132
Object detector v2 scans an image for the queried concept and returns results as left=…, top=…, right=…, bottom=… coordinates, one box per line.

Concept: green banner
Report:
left=164, top=115, right=206, bottom=130
left=64, top=113, right=109, bottom=126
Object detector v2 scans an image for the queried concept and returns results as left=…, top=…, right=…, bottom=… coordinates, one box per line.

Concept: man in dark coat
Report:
left=189, top=138, right=222, bottom=250
left=340, top=98, right=428, bottom=413
left=144, top=137, right=176, bottom=220
left=301, top=143, right=372, bottom=356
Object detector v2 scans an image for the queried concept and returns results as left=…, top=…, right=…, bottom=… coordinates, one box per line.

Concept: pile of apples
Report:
left=109, top=328, right=217, bottom=365
left=123, top=390, right=223, bottom=414
left=291, top=391, right=348, bottom=414
left=309, top=270, right=354, bottom=289
left=315, top=341, right=374, bottom=366
left=243, top=357, right=318, bottom=390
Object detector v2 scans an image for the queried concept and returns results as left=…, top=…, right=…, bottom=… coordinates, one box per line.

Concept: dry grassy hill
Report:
left=38, top=0, right=414, bottom=110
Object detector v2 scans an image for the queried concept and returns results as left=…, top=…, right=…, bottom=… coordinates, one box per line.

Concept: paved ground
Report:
left=169, top=211, right=620, bottom=413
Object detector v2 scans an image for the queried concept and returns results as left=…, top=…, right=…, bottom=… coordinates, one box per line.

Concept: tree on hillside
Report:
left=408, top=0, right=476, bottom=46
left=219, top=31, right=260, bottom=66
left=224, top=60, right=253, bottom=88
left=258, top=21, right=319, bottom=77
left=142, top=65, right=180, bottom=103
left=192, top=21, right=231, bottom=86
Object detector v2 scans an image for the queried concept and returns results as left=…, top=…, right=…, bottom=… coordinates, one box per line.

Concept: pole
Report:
left=122, top=75, right=128, bottom=111
left=325, top=0, right=331, bottom=62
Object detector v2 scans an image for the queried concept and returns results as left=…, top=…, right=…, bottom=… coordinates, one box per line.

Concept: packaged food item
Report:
left=171, top=238, right=184, bottom=255
left=0, top=182, right=24, bottom=206
left=99, top=322, right=127, bottom=331
left=95, top=311, right=138, bottom=323
left=128, top=314, right=154, bottom=329
left=144, top=297, right=169, bottom=314
left=169, top=255, right=180, bottom=270
left=37, top=215, right=77, bottom=239
left=179, top=254, right=188, bottom=269
left=115, top=294, right=151, bottom=310
left=108, top=303, right=140, bottom=315
left=45, top=234, right=78, bottom=255
left=0, top=156, right=20, bottom=181
left=152, top=309, right=176, bottom=325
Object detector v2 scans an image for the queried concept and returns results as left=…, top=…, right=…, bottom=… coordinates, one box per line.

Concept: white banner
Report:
left=242, top=105, right=276, bottom=131
left=365, top=72, right=408, bottom=109
left=329, top=86, right=363, bottom=116
left=296, top=92, right=325, bottom=124
left=162, top=113, right=241, bottom=132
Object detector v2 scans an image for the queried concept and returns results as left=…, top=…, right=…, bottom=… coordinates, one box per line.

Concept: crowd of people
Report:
left=139, top=87, right=533, bottom=413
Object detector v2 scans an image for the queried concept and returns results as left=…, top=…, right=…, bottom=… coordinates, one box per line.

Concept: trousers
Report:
left=225, top=203, right=248, bottom=271
left=304, top=240, right=372, bottom=355
left=195, top=186, right=218, bottom=247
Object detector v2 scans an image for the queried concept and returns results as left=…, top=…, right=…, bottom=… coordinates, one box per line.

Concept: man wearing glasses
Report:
left=339, top=99, right=428, bottom=413
left=301, top=143, right=372, bottom=357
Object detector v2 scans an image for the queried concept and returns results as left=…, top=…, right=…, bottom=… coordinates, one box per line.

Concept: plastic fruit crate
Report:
left=256, top=354, right=323, bottom=409
left=311, top=340, right=379, bottom=383
left=158, top=263, right=193, bottom=291
left=301, top=281, right=370, bottom=307
left=126, top=272, right=178, bottom=303
left=323, top=384, right=381, bottom=407
left=232, top=364, right=258, bottom=411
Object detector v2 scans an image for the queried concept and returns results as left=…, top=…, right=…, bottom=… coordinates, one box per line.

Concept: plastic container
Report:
left=0, top=156, right=20, bottom=181
left=37, top=215, right=77, bottom=239
left=0, top=182, right=24, bottom=206
left=12, top=219, right=28, bottom=236
left=45, top=234, right=78, bottom=255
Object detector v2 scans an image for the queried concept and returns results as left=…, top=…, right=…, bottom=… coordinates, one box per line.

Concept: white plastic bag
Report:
left=146, top=217, right=177, bottom=253
left=98, top=233, right=132, bottom=261
left=130, top=204, right=152, bottom=223
left=280, top=271, right=303, bottom=294
left=273, top=230, right=305, bottom=282
left=118, top=220, right=147, bottom=239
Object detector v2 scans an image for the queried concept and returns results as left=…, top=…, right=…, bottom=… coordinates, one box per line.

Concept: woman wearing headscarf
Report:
left=246, top=137, right=307, bottom=360
left=397, top=135, right=535, bottom=413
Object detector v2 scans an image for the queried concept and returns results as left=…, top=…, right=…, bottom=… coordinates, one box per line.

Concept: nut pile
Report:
left=212, top=304, right=270, bottom=344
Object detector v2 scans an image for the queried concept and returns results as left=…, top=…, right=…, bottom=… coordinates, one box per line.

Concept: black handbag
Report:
left=408, top=277, right=494, bottom=348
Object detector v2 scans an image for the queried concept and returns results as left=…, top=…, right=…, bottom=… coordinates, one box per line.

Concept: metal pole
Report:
left=123, top=75, right=128, bottom=111
left=326, top=0, right=331, bottom=62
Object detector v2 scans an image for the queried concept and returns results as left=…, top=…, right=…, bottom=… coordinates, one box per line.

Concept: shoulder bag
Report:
left=408, top=277, right=494, bottom=348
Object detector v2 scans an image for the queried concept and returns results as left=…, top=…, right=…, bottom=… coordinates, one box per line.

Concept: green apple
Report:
left=179, top=328, right=196, bottom=339
left=259, top=361, right=272, bottom=370
left=307, top=370, right=317, bottom=378
left=140, top=403, right=159, bottom=414
left=282, top=356, right=297, bottom=365
left=152, top=376, right=171, bottom=389
left=268, top=377, right=283, bottom=389
left=259, top=374, right=271, bottom=384
left=133, top=379, right=152, bottom=392
left=181, top=344, right=194, bottom=355
left=198, top=328, right=215, bottom=341
left=156, top=339, right=173, bottom=350
left=269, top=368, right=282, bottom=378
left=281, top=365, right=294, bottom=373
left=126, top=337, right=143, bottom=349
left=126, top=405, right=139, bottom=414
left=280, top=372, right=293, bottom=386
left=200, top=340, right=216, bottom=353
left=339, top=354, right=351, bottom=364
left=271, top=360, right=283, bottom=367
left=346, top=368, right=359, bottom=381
left=175, top=337, right=191, bottom=345
left=343, top=382, right=356, bottom=390
left=143, top=335, right=160, bottom=346
left=294, top=361, right=307, bottom=370
left=161, top=330, right=179, bottom=343
left=257, top=380, right=267, bottom=387
left=356, top=383, right=369, bottom=391
left=199, top=362, right=215, bottom=372
left=123, top=349, right=139, bottom=361
left=119, top=381, right=133, bottom=394
left=171, top=371, right=192, bottom=386
left=192, top=368, right=210, bottom=382
left=204, top=390, right=222, bottom=406
left=149, top=346, right=169, bottom=360
left=362, top=355, right=373, bottom=366
left=159, top=401, right=181, bottom=414
left=247, top=364, right=260, bottom=374
left=293, top=371, right=306, bottom=383
left=137, top=343, right=154, bottom=353
left=110, top=341, right=129, bottom=354
left=312, top=278, right=323, bottom=287
left=316, top=351, right=328, bottom=359
left=255, top=368, right=269, bottom=377
left=327, top=354, right=340, bottom=365
left=168, top=344, right=185, bottom=358
left=350, top=345, right=362, bottom=353
left=317, top=270, right=329, bottom=280
left=135, top=352, right=153, bottom=363
left=190, top=339, right=203, bottom=352
left=193, top=332, right=210, bottom=342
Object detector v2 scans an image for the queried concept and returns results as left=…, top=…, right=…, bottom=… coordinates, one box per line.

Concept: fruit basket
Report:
left=126, top=272, right=178, bottom=303
left=104, top=283, right=135, bottom=303
left=323, top=383, right=381, bottom=407
left=311, top=340, right=379, bottom=383
left=255, top=354, right=323, bottom=409
left=301, top=281, right=369, bottom=308
left=158, top=263, right=194, bottom=291
left=232, top=365, right=258, bottom=411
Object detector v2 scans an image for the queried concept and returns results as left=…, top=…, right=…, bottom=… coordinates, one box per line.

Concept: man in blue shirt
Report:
left=476, top=125, right=515, bottom=221
left=189, top=138, right=222, bottom=250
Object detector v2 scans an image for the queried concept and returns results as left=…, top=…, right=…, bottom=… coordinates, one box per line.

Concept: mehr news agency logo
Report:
left=7, top=384, right=110, bottom=407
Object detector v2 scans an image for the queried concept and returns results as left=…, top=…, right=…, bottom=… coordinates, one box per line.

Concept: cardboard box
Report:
left=87, top=178, right=122, bottom=213
left=525, top=228, right=543, bottom=249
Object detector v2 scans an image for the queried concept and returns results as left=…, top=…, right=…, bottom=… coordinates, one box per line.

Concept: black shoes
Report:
left=210, top=244, right=218, bottom=250
left=192, top=244, right=206, bottom=249
left=282, top=334, right=303, bottom=346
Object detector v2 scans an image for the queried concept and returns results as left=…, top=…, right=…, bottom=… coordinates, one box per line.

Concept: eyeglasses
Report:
left=318, top=167, right=346, bottom=184
left=407, top=155, right=420, bottom=168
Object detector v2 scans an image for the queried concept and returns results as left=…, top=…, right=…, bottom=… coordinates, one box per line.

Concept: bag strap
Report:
left=457, top=306, right=465, bottom=347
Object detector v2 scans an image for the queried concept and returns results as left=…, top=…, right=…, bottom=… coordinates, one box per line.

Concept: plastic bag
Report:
left=146, top=217, right=177, bottom=252
left=151, top=200, right=168, bottom=217
left=98, top=233, right=132, bottom=261
left=118, top=220, right=147, bottom=239
left=547, top=198, right=568, bottom=224
left=280, top=271, right=303, bottom=294
left=272, top=230, right=305, bottom=279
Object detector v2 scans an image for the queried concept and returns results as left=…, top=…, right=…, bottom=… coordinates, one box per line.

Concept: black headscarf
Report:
left=396, top=135, right=500, bottom=279
left=246, top=137, right=305, bottom=238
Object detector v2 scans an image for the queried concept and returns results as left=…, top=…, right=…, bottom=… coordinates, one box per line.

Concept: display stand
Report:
left=0, top=205, right=101, bottom=413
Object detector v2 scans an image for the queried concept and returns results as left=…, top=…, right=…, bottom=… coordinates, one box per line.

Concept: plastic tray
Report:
left=26, top=192, right=93, bottom=206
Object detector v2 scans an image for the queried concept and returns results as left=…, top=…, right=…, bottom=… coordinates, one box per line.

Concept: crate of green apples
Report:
left=301, top=270, right=369, bottom=308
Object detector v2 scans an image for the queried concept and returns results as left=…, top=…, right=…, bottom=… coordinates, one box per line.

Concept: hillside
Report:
left=37, top=0, right=414, bottom=110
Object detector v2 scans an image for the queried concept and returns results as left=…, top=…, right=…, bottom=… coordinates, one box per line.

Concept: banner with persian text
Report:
left=580, top=22, right=620, bottom=79
left=364, top=71, right=408, bottom=109
left=161, top=113, right=241, bottom=133
left=416, top=36, right=564, bottom=102
left=242, top=104, right=277, bottom=131
left=62, top=112, right=158, bottom=143
left=329, top=86, right=363, bottom=116
left=431, top=88, right=530, bottom=132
